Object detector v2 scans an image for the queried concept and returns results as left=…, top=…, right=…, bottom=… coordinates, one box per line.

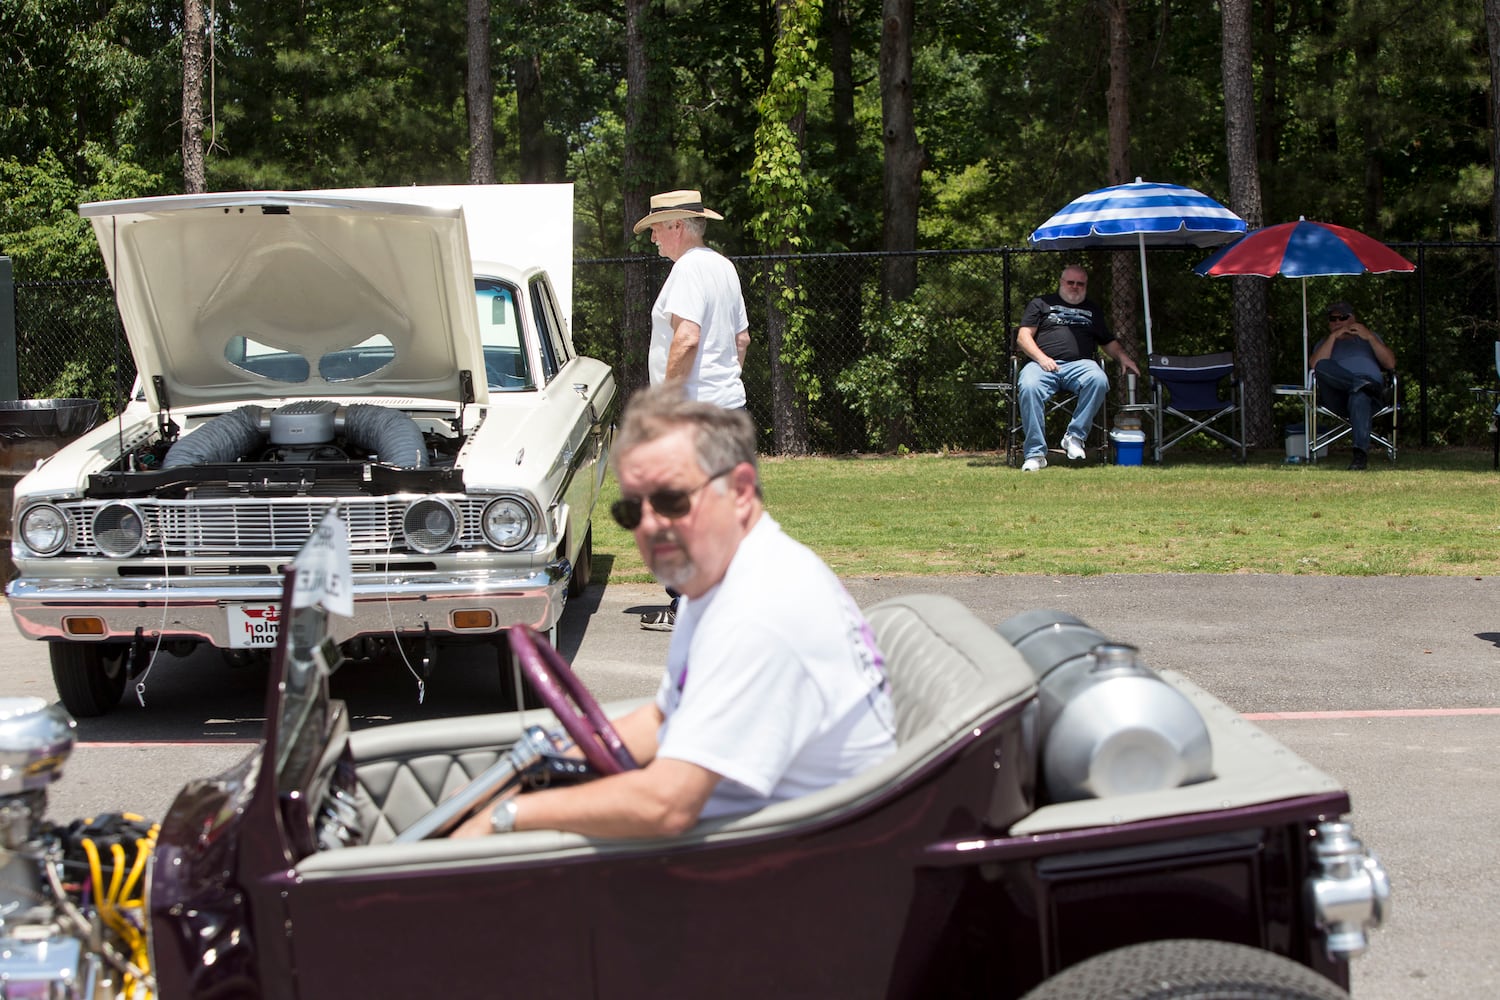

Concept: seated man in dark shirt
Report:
left=1309, top=301, right=1396, bottom=470
left=1015, top=266, right=1140, bottom=471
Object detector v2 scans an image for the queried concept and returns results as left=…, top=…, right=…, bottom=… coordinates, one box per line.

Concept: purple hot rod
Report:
left=0, top=524, right=1388, bottom=998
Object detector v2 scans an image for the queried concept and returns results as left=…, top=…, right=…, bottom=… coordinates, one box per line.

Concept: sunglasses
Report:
left=1328, top=313, right=1351, bottom=321
left=611, top=465, right=739, bottom=530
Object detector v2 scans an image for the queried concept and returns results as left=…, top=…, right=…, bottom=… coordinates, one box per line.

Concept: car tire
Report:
left=567, top=524, right=593, bottom=599
left=50, top=642, right=130, bottom=718
left=1018, top=939, right=1350, bottom=1000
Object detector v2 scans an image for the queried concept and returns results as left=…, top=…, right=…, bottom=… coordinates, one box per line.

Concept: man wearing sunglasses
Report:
left=454, top=385, right=895, bottom=838
left=1309, top=301, right=1396, bottom=470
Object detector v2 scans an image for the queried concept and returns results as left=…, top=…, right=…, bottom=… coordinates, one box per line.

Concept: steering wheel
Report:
left=507, top=626, right=639, bottom=775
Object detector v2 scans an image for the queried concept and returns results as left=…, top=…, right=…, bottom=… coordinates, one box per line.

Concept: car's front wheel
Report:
left=1018, top=939, right=1350, bottom=1000
left=567, top=524, right=593, bottom=599
left=50, top=642, right=130, bottom=717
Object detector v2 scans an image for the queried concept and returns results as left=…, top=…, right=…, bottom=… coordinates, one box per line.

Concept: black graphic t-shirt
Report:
left=1019, top=294, right=1114, bottom=363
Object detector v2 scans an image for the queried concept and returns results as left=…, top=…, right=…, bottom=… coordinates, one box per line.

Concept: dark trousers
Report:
left=1313, top=359, right=1383, bottom=452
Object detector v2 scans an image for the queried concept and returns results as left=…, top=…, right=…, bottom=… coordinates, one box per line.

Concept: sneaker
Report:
left=1348, top=448, right=1369, bottom=471
left=1021, top=456, right=1047, bottom=472
left=640, top=607, right=676, bottom=631
left=1061, top=433, right=1087, bottom=461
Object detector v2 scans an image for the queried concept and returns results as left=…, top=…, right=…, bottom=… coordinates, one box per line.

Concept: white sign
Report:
left=291, top=510, right=354, bottom=617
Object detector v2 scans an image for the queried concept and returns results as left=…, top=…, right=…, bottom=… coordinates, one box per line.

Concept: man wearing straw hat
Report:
left=632, top=189, right=751, bottom=630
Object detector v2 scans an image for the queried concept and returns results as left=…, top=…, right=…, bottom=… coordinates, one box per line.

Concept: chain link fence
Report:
left=12, top=245, right=1500, bottom=453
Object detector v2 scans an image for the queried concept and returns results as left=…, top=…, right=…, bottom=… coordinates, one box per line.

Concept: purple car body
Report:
left=138, top=571, right=1386, bottom=999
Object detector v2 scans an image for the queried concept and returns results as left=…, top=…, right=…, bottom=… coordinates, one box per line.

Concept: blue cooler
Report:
left=1110, top=429, right=1145, bottom=466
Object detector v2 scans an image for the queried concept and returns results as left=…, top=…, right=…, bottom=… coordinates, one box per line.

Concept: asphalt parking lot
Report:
left=6, top=573, right=1497, bottom=998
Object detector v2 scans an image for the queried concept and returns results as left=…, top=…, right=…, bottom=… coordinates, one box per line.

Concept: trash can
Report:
left=1110, top=429, right=1146, bottom=466
left=0, top=399, right=103, bottom=579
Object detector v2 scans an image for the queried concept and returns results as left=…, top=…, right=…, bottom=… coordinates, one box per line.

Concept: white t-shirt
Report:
left=653, top=515, right=897, bottom=818
left=649, top=246, right=749, bottom=408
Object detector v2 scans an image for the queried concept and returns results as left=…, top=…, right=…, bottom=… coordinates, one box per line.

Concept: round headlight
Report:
left=19, top=504, right=69, bottom=556
left=92, top=502, right=146, bottom=558
left=481, top=498, right=533, bottom=550
left=403, top=498, right=460, bottom=554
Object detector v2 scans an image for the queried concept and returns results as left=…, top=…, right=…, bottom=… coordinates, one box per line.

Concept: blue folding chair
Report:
left=1148, top=352, right=1246, bottom=462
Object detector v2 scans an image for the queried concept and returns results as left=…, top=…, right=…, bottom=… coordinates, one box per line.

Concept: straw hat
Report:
left=632, top=189, right=724, bottom=234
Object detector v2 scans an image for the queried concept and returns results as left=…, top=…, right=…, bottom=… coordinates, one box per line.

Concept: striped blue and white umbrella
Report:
left=1030, top=178, right=1246, bottom=356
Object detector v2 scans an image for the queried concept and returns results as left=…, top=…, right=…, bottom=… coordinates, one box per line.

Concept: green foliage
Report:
left=0, top=145, right=162, bottom=279
left=748, top=0, right=823, bottom=401
left=834, top=287, right=1004, bottom=451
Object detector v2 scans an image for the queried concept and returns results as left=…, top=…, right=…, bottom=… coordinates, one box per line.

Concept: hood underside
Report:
left=80, top=189, right=566, bottom=412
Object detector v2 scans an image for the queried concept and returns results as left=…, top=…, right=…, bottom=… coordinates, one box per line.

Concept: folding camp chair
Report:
left=1310, top=369, right=1398, bottom=464
left=1148, top=352, right=1246, bottom=462
left=1469, top=342, right=1499, bottom=469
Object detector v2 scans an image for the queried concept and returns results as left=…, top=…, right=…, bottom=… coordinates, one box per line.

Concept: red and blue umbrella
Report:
left=1194, top=218, right=1415, bottom=384
left=1031, top=178, right=1246, bottom=356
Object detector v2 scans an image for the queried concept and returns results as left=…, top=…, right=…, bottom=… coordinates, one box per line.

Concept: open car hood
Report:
left=80, top=187, right=569, bottom=412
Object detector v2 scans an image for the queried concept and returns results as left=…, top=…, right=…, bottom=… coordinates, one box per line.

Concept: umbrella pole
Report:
left=1301, top=278, right=1310, bottom=387
left=1138, top=233, right=1153, bottom=357
left=1301, top=278, right=1314, bottom=461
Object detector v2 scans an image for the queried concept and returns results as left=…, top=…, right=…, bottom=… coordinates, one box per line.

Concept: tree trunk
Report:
left=879, top=0, right=922, bottom=303
left=514, top=50, right=547, bottom=183
left=827, top=0, right=858, bottom=249
left=466, top=0, right=495, bottom=184
left=1220, top=0, right=1273, bottom=447
left=1355, top=32, right=1384, bottom=235
left=1104, top=0, right=1140, bottom=372
left=765, top=0, right=812, bottom=456
left=181, top=0, right=206, bottom=194
left=1487, top=0, right=1500, bottom=313
left=621, top=0, right=665, bottom=402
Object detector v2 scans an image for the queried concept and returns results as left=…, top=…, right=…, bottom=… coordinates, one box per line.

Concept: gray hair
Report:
left=612, top=384, right=758, bottom=482
left=681, top=216, right=708, bottom=239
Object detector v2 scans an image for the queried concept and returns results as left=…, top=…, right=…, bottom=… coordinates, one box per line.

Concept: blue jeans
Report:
left=1018, top=359, right=1108, bottom=459
left=1313, top=359, right=1381, bottom=452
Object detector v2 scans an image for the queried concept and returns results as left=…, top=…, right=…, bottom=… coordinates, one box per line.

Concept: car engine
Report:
left=0, top=697, right=156, bottom=999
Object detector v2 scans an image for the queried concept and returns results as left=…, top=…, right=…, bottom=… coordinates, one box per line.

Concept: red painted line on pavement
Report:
left=1244, top=707, right=1500, bottom=721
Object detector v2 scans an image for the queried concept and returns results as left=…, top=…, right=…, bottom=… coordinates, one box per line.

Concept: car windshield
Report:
left=476, top=279, right=533, bottom=392
left=217, top=279, right=533, bottom=393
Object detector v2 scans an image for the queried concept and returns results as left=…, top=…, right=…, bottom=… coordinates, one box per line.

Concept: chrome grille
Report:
left=58, top=497, right=513, bottom=556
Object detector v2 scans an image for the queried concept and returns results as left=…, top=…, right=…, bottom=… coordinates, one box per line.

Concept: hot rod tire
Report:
left=50, top=642, right=130, bottom=717
left=1017, top=939, right=1350, bottom=1000
left=568, top=524, right=593, bottom=598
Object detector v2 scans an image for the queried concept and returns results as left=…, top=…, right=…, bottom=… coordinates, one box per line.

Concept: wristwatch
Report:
left=489, top=798, right=519, bottom=834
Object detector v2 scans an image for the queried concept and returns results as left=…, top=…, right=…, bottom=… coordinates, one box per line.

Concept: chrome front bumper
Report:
left=6, top=561, right=571, bottom=647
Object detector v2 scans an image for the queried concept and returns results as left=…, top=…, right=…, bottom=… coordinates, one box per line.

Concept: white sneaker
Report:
left=1021, top=456, right=1047, bottom=472
left=1061, top=433, right=1087, bottom=461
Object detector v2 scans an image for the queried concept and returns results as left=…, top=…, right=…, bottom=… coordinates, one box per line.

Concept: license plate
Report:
left=227, top=603, right=282, bottom=648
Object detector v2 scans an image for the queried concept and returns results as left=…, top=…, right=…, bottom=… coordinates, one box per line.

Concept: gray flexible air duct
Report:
left=162, top=405, right=265, bottom=469
left=159, top=402, right=428, bottom=469
left=341, top=404, right=429, bottom=469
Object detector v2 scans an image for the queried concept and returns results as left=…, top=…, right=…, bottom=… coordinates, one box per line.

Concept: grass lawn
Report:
left=590, top=446, right=1500, bottom=582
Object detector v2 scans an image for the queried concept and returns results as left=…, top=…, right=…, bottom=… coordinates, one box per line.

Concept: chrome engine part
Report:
left=0, top=697, right=153, bottom=999
left=997, top=610, right=1213, bottom=803
left=1306, top=820, right=1391, bottom=958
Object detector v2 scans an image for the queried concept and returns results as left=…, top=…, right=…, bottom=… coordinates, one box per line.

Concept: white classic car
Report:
left=6, top=186, right=616, bottom=717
